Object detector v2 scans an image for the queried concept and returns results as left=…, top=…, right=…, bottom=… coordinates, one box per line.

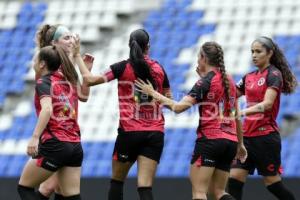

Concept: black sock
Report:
left=18, top=185, right=38, bottom=200
left=37, top=191, right=49, bottom=200
left=219, top=194, right=236, bottom=200
left=54, top=193, right=64, bottom=200
left=61, top=194, right=81, bottom=200
left=227, top=178, right=244, bottom=200
left=138, top=187, right=153, bottom=200
left=267, top=181, right=295, bottom=200
left=108, top=179, right=124, bottom=200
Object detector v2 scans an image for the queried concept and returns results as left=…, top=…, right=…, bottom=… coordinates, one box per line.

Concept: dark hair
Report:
left=202, top=41, right=230, bottom=101
left=39, top=45, right=78, bottom=84
left=254, top=36, right=298, bottom=94
left=129, top=29, right=156, bottom=89
left=35, top=24, right=59, bottom=48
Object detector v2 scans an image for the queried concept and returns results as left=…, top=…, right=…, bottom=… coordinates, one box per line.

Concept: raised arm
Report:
left=74, top=53, right=95, bottom=102
left=72, top=34, right=95, bottom=102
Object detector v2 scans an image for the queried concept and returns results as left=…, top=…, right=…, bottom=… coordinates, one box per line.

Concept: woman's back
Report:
left=108, top=56, right=169, bottom=132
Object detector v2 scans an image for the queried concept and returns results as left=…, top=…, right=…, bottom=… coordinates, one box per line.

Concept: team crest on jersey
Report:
left=257, top=77, right=265, bottom=86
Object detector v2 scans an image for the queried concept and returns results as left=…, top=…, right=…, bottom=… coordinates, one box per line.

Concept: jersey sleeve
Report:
left=162, top=67, right=170, bottom=88
left=267, top=69, right=283, bottom=91
left=107, top=60, right=127, bottom=81
left=35, top=77, right=51, bottom=99
left=187, top=77, right=211, bottom=103
left=236, top=75, right=246, bottom=95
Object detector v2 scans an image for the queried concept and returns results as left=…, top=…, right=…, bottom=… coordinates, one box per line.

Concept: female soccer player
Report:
left=136, top=41, right=247, bottom=200
left=82, top=29, right=171, bottom=200
left=228, top=36, right=297, bottom=200
left=35, top=24, right=93, bottom=101
left=35, top=24, right=93, bottom=200
left=18, top=45, right=83, bottom=200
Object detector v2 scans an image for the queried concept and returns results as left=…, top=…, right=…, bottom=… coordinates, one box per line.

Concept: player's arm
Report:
left=72, top=35, right=95, bottom=101
left=135, top=79, right=195, bottom=113
left=83, top=61, right=126, bottom=86
left=74, top=54, right=96, bottom=102
left=235, top=105, right=247, bottom=163
left=83, top=74, right=107, bottom=86
left=162, top=67, right=173, bottom=99
left=239, top=88, right=277, bottom=116
left=239, top=70, right=281, bottom=117
left=33, top=97, right=52, bottom=139
left=28, top=97, right=52, bottom=156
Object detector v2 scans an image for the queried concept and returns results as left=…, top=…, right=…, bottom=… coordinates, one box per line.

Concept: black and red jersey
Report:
left=34, top=70, right=80, bottom=143
left=187, top=68, right=238, bottom=142
left=236, top=65, right=283, bottom=137
left=104, top=55, right=170, bottom=133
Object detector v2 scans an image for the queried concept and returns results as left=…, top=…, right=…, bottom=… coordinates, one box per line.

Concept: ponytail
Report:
left=216, top=46, right=230, bottom=101
left=55, top=45, right=78, bottom=85
left=270, top=43, right=298, bottom=94
left=202, top=42, right=230, bottom=100
left=129, top=29, right=156, bottom=89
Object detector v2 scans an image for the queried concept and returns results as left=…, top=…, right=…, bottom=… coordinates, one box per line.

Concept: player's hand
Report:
left=72, top=33, right=81, bottom=57
left=236, top=143, right=247, bottom=163
left=83, top=53, right=94, bottom=71
left=135, top=78, right=154, bottom=95
left=27, top=135, right=39, bottom=157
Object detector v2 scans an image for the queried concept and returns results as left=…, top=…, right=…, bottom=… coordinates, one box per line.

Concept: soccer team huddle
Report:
left=17, top=24, right=298, bottom=200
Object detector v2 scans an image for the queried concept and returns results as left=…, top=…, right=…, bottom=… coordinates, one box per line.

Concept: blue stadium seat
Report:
left=82, top=162, right=98, bottom=177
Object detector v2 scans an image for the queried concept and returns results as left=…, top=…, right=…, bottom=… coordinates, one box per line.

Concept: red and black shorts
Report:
left=231, top=131, right=282, bottom=176
left=35, top=137, right=83, bottom=172
left=112, top=129, right=164, bottom=163
left=191, top=137, right=237, bottom=172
